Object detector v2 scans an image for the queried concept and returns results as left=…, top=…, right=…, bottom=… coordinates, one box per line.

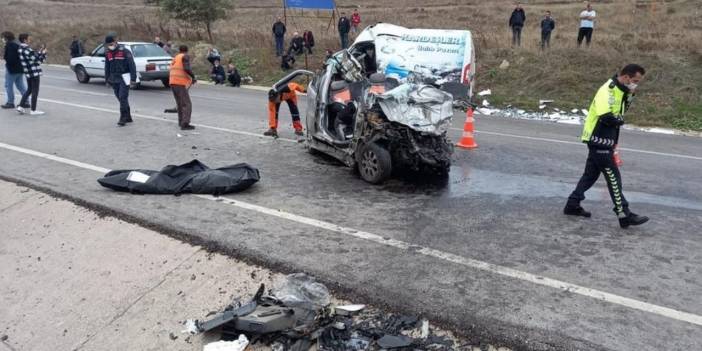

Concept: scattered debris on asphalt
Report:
left=183, top=273, right=466, bottom=350
left=97, top=159, right=260, bottom=195
left=203, top=335, right=249, bottom=351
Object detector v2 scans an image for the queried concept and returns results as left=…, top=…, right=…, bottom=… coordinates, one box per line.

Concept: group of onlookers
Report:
left=205, top=47, right=241, bottom=86
left=2, top=31, right=46, bottom=115
left=273, top=8, right=361, bottom=70
left=509, top=1, right=598, bottom=50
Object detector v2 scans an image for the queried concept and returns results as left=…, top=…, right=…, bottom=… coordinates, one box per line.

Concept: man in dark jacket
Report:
left=338, top=12, right=351, bottom=49
left=104, top=35, right=137, bottom=126
left=509, top=2, right=526, bottom=47
left=303, top=30, right=315, bottom=54
left=69, top=35, right=84, bottom=58
left=540, top=11, right=556, bottom=49
left=2, top=31, right=28, bottom=109
left=288, top=32, right=304, bottom=56
left=272, top=17, right=286, bottom=56
left=564, top=64, right=649, bottom=228
left=227, top=64, right=241, bottom=87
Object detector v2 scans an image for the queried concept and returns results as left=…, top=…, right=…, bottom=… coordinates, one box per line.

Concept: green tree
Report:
left=158, top=0, right=231, bottom=42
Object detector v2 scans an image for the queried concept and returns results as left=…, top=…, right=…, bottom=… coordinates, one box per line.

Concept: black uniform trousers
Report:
left=567, top=147, right=629, bottom=217
left=112, top=81, right=132, bottom=123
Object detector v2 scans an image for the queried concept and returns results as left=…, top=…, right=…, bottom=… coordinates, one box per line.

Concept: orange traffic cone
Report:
left=613, top=144, right=623, bottom=167
left=456, top=107, right=478, bottom=149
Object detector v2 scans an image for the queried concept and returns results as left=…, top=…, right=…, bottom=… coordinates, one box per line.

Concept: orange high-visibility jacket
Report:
left=169, top=53, right=193, bottom=87
left=279, top=83, right=305, bottom=103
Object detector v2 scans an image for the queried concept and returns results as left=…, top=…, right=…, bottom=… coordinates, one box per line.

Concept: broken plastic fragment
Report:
left=203, top=335, right=249, bottom=351
left=538, top=104, right=546, bottom=110
left=334, top=304, right=366, bottom=316
left=377, top=334, right=413, bottom=348
left=477, top=89, right=491, bottom=96
left=421, top=320, right=430, bottom=339
left=182, top=319, right=199, bottom=335
left=571, top=109, right=579, bottom=113
left=581, top=109, right=588, bottom=115
left=482, top=99, right=490, bottom=107
left=272, top=273, right=331, bottom=310
left=538, top=99, right=554, bottom=105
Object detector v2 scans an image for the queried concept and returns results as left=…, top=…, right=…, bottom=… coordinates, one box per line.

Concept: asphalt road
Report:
left=1, top=66, right=701, bottom=351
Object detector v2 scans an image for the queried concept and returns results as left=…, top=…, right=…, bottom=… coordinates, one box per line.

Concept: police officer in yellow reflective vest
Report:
left=564, top=64, right=649, bottom=228
left=169, top=45, right=196, bottom=130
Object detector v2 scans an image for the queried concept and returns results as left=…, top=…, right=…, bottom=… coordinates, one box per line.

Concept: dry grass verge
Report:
left=2, top=0, right=701, bottom=129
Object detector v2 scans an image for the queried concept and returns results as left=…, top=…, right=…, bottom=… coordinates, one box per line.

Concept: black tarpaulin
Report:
left=97, top=160, right=260, bottom=195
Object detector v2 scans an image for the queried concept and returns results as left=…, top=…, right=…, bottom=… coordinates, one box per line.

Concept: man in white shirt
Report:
left=577, top=3, right=596, bottom=47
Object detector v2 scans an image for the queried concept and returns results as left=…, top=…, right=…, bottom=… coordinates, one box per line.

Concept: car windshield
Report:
left=129, top=44, right=168, bottom=58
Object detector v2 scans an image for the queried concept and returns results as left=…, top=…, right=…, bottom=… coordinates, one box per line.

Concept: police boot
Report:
left=563, top=205, right=591, bottom=218
left=619, top=212, right=649, bottom=228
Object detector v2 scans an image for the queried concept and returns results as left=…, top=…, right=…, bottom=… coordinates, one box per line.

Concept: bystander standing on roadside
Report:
left=164, top=40, right=174, bottom=56
left=509, top=2, right=526, bottom=47
left=69, top=35, right=84, bottom=58
left=303, top=30, right=315, bottom=54
left=104, top=34, right=137, bottom=126
left=338, top=12, right=351, bottom=49
left=540, top=11, right=556, bottom=50
left=272, top=16, right=287, bottom=57
left=169, top=45, right=196, bottom=130
left=1, top=31, right=28, bottom=110
left=351, top=9, right=361, bottom=34
left=154, top=36, right=164, bottom=48
left=577, top=2, right=596, bottom=47
left=17, top=33, right=46, bottom=116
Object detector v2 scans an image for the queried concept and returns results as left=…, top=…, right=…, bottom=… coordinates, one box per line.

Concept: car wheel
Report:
left=75, top=66, right=90, bottom=83
left=358, top=142, right=392, bottom=184
left=161, top=78, right=170, bottom=88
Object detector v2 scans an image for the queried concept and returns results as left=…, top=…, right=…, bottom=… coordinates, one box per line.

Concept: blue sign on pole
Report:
left=285, top=0, right=336, bottom=10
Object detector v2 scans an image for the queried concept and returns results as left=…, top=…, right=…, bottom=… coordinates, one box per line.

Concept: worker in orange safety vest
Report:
left=169, top=45, right=196, bottom=130
left=264, top=82, right=306, bottom=138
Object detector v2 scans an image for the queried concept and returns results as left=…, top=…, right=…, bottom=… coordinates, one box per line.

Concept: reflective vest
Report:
left=280, top=83, right=305, bottom=103
left=169, top=53, right=192, bottom=87
left=332, top=88, right=351, bottom=104
left=369, top=84, right=385, bottom=95
left=581, top=78, right=629, bottom=144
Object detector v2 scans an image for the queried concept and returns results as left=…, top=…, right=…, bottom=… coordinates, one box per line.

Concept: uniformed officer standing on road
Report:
left=104, top=35, right=137, bottom=127
left=564, top=64, right=649, bottom=228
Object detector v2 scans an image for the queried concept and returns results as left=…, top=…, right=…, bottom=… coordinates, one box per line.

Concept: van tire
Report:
left=358, top=142, right=392, bottom=184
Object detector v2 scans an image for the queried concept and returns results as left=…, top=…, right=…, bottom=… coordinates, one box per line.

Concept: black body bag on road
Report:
left=97, top=159, right=260, bottom=195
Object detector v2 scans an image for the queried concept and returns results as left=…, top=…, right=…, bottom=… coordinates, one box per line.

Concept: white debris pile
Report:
left=475, top=93, right=586, bottom=125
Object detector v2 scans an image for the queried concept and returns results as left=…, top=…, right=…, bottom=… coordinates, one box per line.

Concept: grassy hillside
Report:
left=2, top=0, right=701, bottom=130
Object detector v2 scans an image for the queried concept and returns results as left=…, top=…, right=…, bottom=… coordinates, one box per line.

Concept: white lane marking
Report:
left=17, top=96, right=299, bottom=144
left=0, top=142, right=110, bottom=173
left=0, top=141, right=701, bottom=328
left=452, top=128, right=702, bottom=161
